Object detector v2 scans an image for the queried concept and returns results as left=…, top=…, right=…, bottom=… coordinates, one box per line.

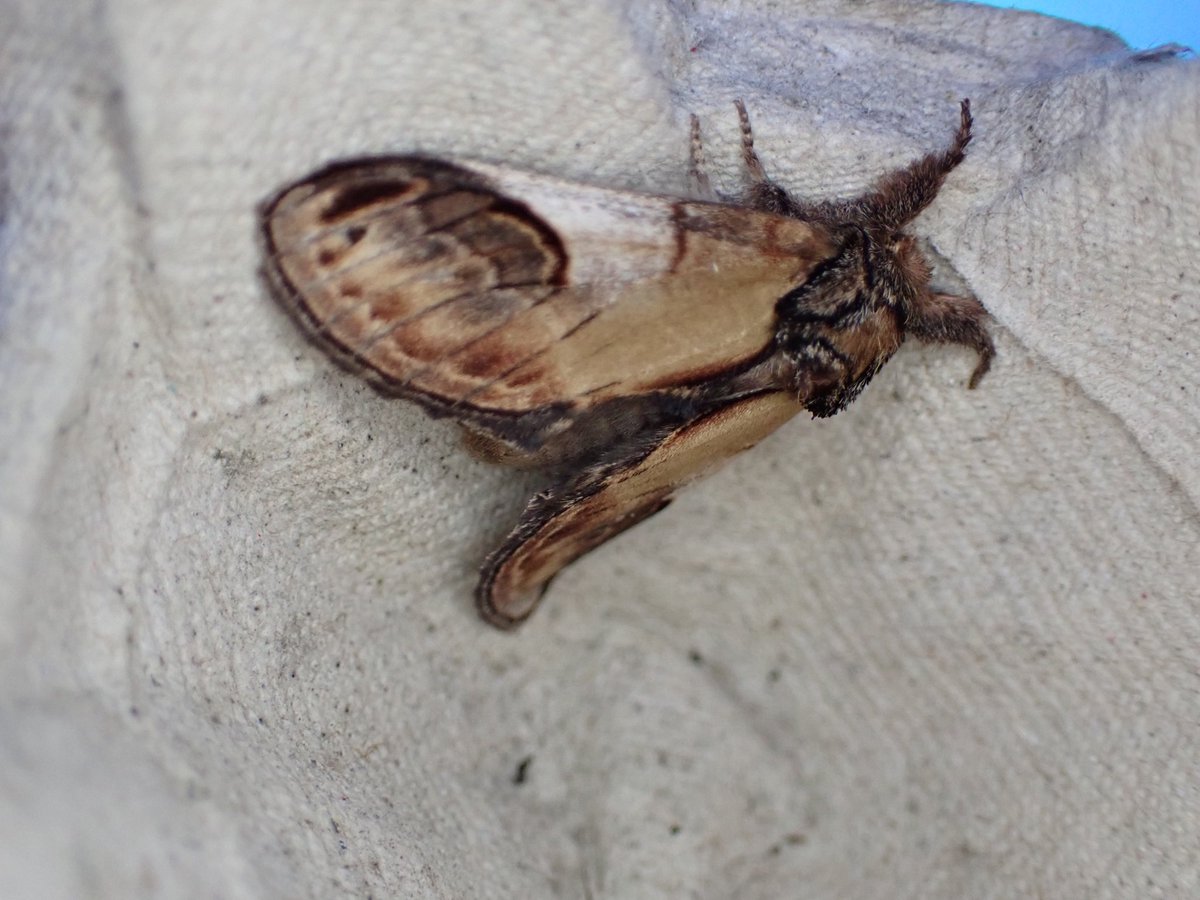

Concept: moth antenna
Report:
left=734, top=100, right=801, bottom=215
left=688, top=113, right=715, bottom=200
left=734, top=99, right=769, bottom=184
left=859, top=98, right=973, bottom=231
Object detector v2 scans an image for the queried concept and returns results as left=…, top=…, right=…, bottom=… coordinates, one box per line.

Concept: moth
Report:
left=260, top=99, right=993, bottom=629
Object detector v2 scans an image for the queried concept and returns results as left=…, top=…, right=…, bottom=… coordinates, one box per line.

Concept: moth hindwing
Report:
left=260, top=99, right=993, bottom=629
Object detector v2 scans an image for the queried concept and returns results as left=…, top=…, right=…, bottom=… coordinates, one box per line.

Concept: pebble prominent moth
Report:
left=260, top=100, right=993, bottom=629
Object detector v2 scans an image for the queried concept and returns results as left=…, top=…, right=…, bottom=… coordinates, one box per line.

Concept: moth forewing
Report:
left=260, top=99, right=993, bottom=628
left=261, top=159, right=835, bottom=419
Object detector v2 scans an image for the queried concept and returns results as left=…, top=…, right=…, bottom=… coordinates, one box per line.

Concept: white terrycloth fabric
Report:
left=2, top=0, right=1197, bottom=896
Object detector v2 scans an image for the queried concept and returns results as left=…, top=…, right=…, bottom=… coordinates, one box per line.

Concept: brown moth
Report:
left=260, top=100, right=993, bottom=629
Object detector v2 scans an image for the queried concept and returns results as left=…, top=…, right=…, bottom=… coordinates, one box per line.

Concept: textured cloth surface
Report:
left=2, top=1, right=1198, bottom=897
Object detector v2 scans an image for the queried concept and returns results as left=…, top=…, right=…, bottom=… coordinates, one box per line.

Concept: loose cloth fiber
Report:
left=2, top=0, right=1198, bottom=897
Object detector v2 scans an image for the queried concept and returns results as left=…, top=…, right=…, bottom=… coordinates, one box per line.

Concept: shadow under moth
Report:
left=260, top=100, right=993, bottom=629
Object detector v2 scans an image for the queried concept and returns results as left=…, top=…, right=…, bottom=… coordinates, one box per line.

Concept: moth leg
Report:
left=734, top=99, right=798, bottom=215
left=856, top=99, right=973, bottom=230
left=734, top=99, right=768, bottom=183
left=688, top=114, right=716, bottom=200
left=907, top=290, right=995, bottom=388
